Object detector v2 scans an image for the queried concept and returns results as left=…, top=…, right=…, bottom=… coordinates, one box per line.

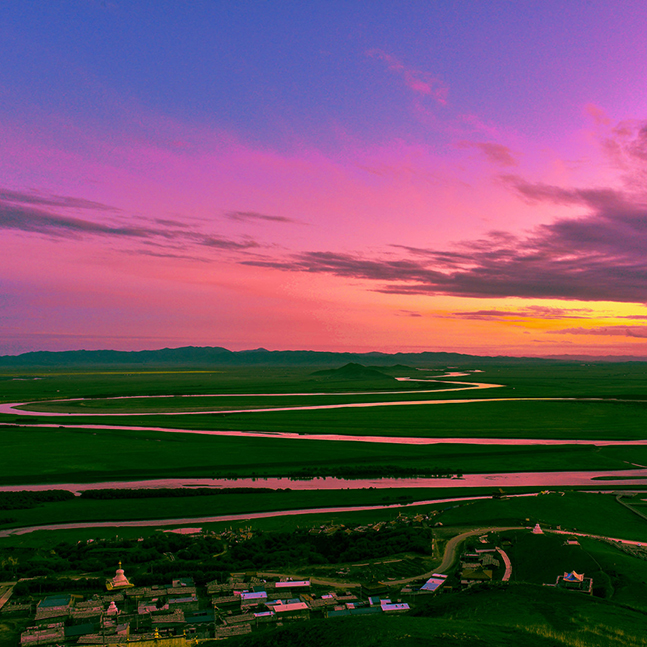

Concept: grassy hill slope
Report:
left=225, top=583, right=647, bottom=647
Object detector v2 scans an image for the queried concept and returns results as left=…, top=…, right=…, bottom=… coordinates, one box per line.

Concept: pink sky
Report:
left=2, top=3, right=647, bottom=356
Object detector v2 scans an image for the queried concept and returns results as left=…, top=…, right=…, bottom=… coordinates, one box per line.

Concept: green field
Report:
left=3, top=361, right=647, bottom=646
left=437, top=491, right=647, bottom=540
left=3, top=363, right=647, bottom=486
left=224, top=583, right=647, bottom=647
left=9, top=399, right=647, bottom=441
left=3, top=362, right=647, bottom=402
left=3, top=423, right=647, bottom=485
left=2, top=492, right=646, bottom=544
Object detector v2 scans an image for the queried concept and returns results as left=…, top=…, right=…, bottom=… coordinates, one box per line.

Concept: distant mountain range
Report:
left=0, top=345, right=588, bottom=368
left=1, top=346, right=645, bottom=368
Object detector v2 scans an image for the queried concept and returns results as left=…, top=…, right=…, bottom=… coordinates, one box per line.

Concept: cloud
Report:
left=605, top=119, right=647, bottom=164
left=584, top=103, right=611, bottom=127
left=551, top=326, right=647, bottom=338
left=367, top=49, right=448, bottom=104
left=190, top=233, right=258, bottom=250
left=0, top=188, right=258, bottom=251
left=0, top=201, right=151, bottom=238
left=242, top=171, right=647, bottom=303
left=502, top=175, right=627, bottom=210
left=458, top=141, right=518, bottom=167
left=225, top=210, right=299, bottom=224
left=448, top=306, right=592, bottom=321
left=0, top=188, right=118, bottom=211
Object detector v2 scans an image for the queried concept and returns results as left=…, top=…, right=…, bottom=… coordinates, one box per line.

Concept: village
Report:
left=1, top=514, right=596, bottom=646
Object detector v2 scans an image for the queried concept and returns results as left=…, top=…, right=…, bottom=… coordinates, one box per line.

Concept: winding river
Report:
left=0, top=373, right=505, bottom=417
left=1, top=469, right=647, bottom=495
left=2, top=370, right=645, bottom=449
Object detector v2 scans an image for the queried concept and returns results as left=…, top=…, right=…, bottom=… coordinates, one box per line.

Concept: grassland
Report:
left=3, top=362, right=647, bottom=402
left=224, top=583, right=647, bottom=647
left=2, top=492, right=646, bottom=544
left=3, top=423, right=647, bottom=485
left=437, top=491, right=647, bottom=540
left=5, top=371, right=647, bottom=441
left=56, top=399, right=647, bottom=440
left=4, top=360, right=647, bottom=645
left=505, top=531, right=647, bottom=610
left=3, top=363, right=647, bottom=486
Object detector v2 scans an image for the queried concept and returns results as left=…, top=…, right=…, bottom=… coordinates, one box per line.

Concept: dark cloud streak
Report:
left=0, top=188, right=118, bottom=211
left=458, top=141, right=518, bottom=167
left=551, top=326, right=647, bottom=338
left=226, top=210, right=299, bottom=224
left=0, top=190, right=258, bottom=252
left=243, top=170, right=647, bottom=303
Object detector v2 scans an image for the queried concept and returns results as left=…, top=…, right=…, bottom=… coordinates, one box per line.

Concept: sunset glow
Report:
left=3, top=2, right=647, bottom=356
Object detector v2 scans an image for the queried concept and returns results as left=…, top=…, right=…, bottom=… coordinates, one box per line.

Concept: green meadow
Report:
left=4, top=365, right=647, bottom=442
left=225, top=584, right=647, bottom=647
left=2, top=491, right=646, bottom=544
left=3, top=362, right=647, bottom=402
left=3, top=363, right=647, bottom=487
left=1, top=424, right=647, bottom=485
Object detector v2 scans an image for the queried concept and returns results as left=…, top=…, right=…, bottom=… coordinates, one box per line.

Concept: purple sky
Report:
left=2, top=1, right=647, bottom=356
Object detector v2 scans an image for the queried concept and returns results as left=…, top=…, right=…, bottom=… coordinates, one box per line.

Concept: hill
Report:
left=310, top=363, right=397, bottom=382
left=0, top=346, right=572, bottom=368
left=225, top=583, right=647, bottom=647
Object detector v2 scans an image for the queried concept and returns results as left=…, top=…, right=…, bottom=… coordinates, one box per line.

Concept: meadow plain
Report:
left=3, top=359, right=647, bottom=646
left=3, top=363, right=647, bottom=490
left=1, top=361, right=647, bottom=541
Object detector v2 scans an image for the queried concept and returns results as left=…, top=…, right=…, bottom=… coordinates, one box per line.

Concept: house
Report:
left=420, top=573, right=448, bottom=593
left=274, top=580, right=310, bottom=592
left=215, top=624, right=252, bottom=639
left=20, top=623, right=65, bottom=645
left=381, top=600, right=410, bottom=613
left=34, top=595, right=73, bottom=622
left=268, top=600, right=310, bottom=620
left=240, top=590, right=267, bottom=609
left=167, top=594, right=199, bottom=613
left=460, top=567, right=493, bottom=585
left=64, top=623, right=96, bottom=641
left=151, top=609, right=186, bottom=629
left=556, top=571, right=593, bottom=594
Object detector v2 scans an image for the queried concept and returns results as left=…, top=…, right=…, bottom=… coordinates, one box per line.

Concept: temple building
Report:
left=106, top=562, right=134, bottom=591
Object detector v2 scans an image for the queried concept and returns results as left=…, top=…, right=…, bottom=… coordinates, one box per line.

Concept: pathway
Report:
left=496, top=546, right=512, bottom=581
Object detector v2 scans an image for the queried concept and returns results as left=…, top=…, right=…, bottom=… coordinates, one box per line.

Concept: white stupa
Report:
left=106, top=600, right=119, bottom=616
left=106, top=562, right=134, bottom=590
left=532, top=523, right=543, bottom=534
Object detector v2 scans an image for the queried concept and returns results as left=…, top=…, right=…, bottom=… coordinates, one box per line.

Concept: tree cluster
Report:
left=79, top=487, right=276, bottom=499
left=0, top=490, right=75, bottom=510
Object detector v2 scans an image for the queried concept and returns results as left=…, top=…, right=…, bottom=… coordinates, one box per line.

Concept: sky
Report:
left=3, top=1, right=647, bottom=357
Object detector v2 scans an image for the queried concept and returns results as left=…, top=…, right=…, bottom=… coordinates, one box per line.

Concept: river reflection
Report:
left=2, top=469, right=647, bottom=494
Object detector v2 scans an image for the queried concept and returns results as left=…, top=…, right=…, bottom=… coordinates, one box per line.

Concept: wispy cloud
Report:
left=551, top=326, right=647, bottom=338
left=0, top=201, right=151, bottom=238
left=502, top=175, right=627, bottom=209
left=225, top=210, right=299, bottom=224
left=0, top=188, right=258, bottom=251
left=448, top=306, right=592, bottom=321
left=0, top=188, right=119, bottom=212
left=241, top=163, right=647, bottom=304
left=367, top=49, right=448, bottom=104
left=457, top=141, right=518, bottom=167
